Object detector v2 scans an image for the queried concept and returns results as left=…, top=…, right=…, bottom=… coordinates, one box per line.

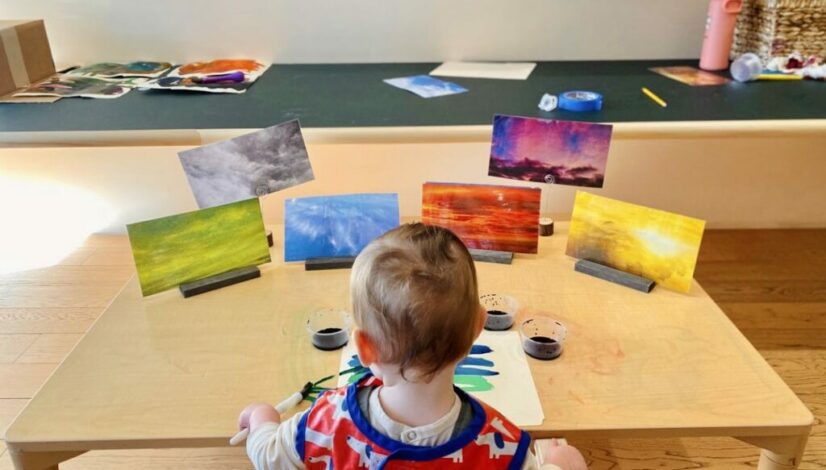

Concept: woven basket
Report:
left=731, top=0, right=826, bottom=61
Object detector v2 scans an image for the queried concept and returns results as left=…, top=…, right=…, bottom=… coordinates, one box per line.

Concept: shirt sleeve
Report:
left=245, top=411, right=307, bottom=470
left=521, top=450, right=564, bottom=470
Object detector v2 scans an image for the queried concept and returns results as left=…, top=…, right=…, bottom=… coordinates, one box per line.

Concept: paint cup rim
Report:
left=306, top=308, right=352, bottom=336
left=479, top=293, right=520, bottom=316
left=519, top=316, right=568, bottom=344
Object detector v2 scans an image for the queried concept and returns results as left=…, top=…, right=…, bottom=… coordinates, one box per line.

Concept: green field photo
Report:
left=127, top=198, right=271, bottom=296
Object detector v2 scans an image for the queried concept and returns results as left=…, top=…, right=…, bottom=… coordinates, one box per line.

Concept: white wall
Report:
left=2, top=135, right=825, bottom=234
left=1, top=1, right=707, bottom=66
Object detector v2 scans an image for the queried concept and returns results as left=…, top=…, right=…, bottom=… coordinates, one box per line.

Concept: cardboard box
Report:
left=0, top=19, right=56, bottom=100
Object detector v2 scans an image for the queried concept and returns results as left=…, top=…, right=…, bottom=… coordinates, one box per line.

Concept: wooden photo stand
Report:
left=574, top=259, right=655, bottom=293
left=305, top=256, right=356, bottom=271
left=469, top=248, right=514, bottom=265
left=179, top=266, right=261, bottom=298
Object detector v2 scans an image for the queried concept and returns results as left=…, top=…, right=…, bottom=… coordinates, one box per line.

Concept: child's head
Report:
left=350, top=223, right=483, bottom=382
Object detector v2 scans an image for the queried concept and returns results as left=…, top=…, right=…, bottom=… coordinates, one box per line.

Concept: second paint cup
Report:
left=306, top=309, right=351, bottom=351
left=520, top=317, right=567, bottom=360
left=480, top=293, right=519, bottom=331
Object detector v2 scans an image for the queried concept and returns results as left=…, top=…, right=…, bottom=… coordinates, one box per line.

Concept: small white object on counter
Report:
left=538, top=93, right=558, bottom=112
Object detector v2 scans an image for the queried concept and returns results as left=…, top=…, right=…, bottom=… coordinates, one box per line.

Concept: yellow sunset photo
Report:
left=566, top=191, right=706, bottom=293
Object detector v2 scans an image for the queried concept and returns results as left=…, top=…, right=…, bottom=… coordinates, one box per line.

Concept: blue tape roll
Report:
left=558, top=91, right=604, bottom=112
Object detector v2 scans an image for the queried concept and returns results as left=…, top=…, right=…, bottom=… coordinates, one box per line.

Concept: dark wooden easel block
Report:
left=574, top=259, right=655, bottom=293
left=469, top=249, right=514, bottom=265
left=305, top=256, right=356, bottom=271
left=179, top=266, right=261, bottom=298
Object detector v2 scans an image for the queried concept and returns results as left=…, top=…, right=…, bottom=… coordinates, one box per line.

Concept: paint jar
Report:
left=520, top=317, right=567, bottom=360
left=306, top=309, right=352, bottom=351
left=480, top=294, right=518, bottom=331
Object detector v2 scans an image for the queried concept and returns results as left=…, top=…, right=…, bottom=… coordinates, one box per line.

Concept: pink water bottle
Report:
left=699, top=0, right=743, bottom=71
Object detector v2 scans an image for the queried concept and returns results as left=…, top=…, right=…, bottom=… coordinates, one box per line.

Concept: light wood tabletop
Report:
left=5, top=224, right=813, bottom=470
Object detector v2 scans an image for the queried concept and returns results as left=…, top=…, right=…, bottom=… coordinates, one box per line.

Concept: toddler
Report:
left=239, top=223, right=587, bottom=470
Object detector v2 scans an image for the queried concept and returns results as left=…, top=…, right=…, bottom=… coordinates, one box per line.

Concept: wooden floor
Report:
left=0, top=230, right=824, bottom=469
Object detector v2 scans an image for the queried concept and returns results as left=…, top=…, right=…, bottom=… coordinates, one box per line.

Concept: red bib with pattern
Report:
left=296, top=375, right=530, bottom=469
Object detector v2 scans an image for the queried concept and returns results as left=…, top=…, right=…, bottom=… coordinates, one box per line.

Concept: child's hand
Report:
left=537, top=438, right=588, bottom=470
left=238, top=402, right=281, bottom=433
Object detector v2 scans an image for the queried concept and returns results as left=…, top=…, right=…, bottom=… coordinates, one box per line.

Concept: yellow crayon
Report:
left=641, top=87, right=667, bottom=108
left=757, top=74, right=802, bottom=81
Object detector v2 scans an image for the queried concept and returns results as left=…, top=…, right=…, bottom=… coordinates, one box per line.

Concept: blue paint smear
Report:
left=454, top=366, right=499, bottom=376
left=470, top=344, right=493, bottom=355
left=459, top=356, right=494, bottom=367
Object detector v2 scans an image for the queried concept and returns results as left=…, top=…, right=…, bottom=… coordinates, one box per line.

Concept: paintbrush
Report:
left=230, top=375, right=334, bottom=446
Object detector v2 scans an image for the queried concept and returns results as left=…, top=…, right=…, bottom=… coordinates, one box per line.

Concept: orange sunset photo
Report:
left=421, top=182, right=540, bottom=253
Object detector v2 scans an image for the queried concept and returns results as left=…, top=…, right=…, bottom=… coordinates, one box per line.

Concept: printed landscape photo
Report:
left=127, top=198, right=271, bottom=296
left=421, top=182, right=540, bottom=254
left=489, top=115, right=612, bottom=188
left=178, top=120, right=314, bottom=208
left=284, top=193, right=400, bottom=262
left=566, top=191, right=705, bottom=293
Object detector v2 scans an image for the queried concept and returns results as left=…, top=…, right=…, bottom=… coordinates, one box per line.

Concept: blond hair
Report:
left=350, top=223, right=480, bottom=380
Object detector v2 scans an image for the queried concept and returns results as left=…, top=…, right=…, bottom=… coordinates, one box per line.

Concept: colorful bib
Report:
left=297, top=375, right=530, bottom=469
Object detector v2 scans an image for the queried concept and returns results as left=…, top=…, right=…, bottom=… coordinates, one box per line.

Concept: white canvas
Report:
left=338, top=330, right=544, bottom=426
left=430, top=61, right=537, bottom=80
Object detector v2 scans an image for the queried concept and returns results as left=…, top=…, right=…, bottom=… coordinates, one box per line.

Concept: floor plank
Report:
left=15, top=334, right=82, bottom=364
left=54, top=248, right=96, bottom=267
left=0, top=364, right=57, bottom=398
left=576, top=436, right=826, bottom=470
left=695, top=260, right=826, bottom=282
left=0, top=265, right=133, bottom=285
left=81, top=247, right=135, bottom=267
left=0, top=447, right=253, bottom=470
left=719, top=303, right=826, bottom=330
left=0, top=336, right=37, bottom=364
left=0, top=308, right=101, bottom=335
left=0, top=284, right=127, bottom=309
left=740, top=328, right=826, bottom=350
left=702, top=280, right=826, bottom=303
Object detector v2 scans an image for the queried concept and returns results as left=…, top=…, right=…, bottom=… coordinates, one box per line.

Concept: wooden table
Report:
left=5, top=225, right=813, bottom=469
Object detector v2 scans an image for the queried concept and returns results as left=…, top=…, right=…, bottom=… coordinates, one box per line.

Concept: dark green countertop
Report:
left=1, top=60, right=824, bottom=133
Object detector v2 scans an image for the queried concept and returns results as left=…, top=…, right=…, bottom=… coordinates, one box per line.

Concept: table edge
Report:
left=1, top=119, right=824, bottom=148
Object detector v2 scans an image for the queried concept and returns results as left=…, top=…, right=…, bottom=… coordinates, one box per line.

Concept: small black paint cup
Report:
left=306, top=309, right=351, bottom=351
left=480, top=293, right=518, bottom=331
left=520, top=317, right=567, bottom=360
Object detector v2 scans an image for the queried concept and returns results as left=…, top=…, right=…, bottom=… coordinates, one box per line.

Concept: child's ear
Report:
left=475, top=305, right=486, bottom=338
left=354, top=328, right=379, bottom=366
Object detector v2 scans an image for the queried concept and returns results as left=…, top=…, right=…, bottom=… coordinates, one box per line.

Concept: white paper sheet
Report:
left=337, top=330, right=544, bottom=426
left=429, top=61, right=537, bottom=80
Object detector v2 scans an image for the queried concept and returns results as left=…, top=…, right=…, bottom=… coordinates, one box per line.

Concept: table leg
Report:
left=7, top=447, right=85, bottom=470
left=736, top=433, right=809, bottom=470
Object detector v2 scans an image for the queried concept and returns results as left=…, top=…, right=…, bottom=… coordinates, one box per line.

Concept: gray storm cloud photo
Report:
left=178, top=120, right=314, bottom=208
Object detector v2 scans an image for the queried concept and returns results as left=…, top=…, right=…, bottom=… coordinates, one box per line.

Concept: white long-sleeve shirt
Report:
left=246, top=388, right=560, bottom=470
